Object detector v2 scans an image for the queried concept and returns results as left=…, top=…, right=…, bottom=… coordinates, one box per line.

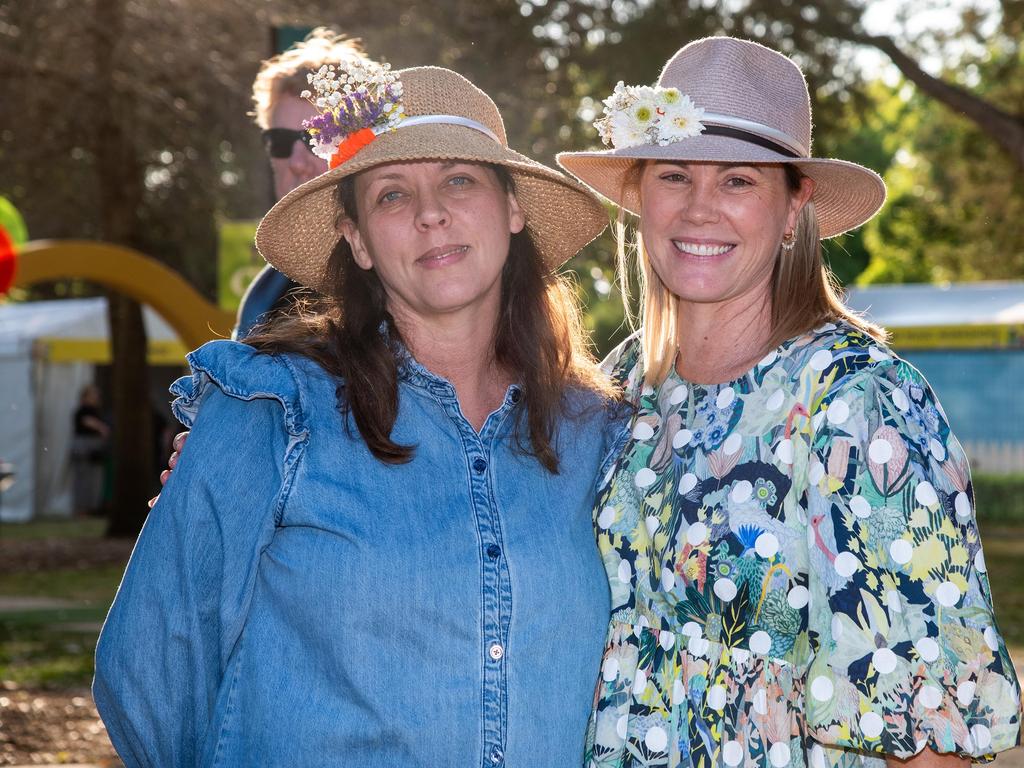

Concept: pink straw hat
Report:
left=557, top=36, right=886, bottom=238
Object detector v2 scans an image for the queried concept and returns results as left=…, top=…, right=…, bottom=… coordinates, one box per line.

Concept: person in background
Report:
left=558, top=36, right=1021, bottom=767
left=71, top=384, right=109, bottom=516
left=152, top=29, right=374, bottom=502
left=235, top=26, right=371, bottom=339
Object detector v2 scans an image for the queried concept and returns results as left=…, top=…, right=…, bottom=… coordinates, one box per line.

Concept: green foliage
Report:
left=861, top=44, right=1024, bottom=285
left=817, top=80, right=905, bottom=283
left=974, top=474, right=1024, bottom=523
left=565, top=234, right=632, bottom=359
left=0, top=196, right=27, bottom=245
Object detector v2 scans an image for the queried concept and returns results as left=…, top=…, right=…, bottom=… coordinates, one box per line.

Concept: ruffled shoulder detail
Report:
left=170, top=340, right=307, bottom=437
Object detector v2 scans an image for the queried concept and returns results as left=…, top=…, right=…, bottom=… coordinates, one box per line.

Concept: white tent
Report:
left=0, top=298, right=184, bottom=522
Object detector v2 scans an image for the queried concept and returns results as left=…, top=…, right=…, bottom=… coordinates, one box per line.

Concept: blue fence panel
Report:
left=898, top=349, right=1024, bottom=444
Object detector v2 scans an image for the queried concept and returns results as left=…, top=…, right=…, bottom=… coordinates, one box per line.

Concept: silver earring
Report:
left=781, top=230, right=796, bottom=254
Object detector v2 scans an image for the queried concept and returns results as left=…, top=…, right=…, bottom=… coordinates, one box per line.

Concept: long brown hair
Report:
left=247, top=165, right=612, bottom=473
left=616, top=161, right=887, bottom=385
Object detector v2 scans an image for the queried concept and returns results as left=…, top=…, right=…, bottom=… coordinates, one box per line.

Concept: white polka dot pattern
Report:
left=586, top=324, right=1017, bottom=765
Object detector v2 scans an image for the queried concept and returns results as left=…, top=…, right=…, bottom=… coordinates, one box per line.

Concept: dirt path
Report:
left=0, top=685, right=121, bottom=767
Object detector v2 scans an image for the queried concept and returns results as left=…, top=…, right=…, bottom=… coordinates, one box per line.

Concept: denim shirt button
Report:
left=486, top=544, right=501, bottom=559
left=488, top=643, right=504, bottom=661
left=490, top=747, right=504, bottom=764
left=509, top=388, right=521, bottom=404
left=472, top=457, right=487, bottom=474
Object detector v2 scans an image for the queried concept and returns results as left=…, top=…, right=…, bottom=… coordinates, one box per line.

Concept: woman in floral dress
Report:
left=558, top=37, right=1021, bottom=767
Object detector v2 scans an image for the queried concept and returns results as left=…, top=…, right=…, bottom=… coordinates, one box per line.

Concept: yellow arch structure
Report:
left=13, top=240, right=236, bottom=349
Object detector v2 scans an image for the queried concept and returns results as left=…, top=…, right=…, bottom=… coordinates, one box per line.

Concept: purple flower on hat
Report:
left=300, top=61, right=406, bottom=163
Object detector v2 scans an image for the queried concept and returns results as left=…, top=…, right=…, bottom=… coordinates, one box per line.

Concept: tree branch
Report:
left=863, top=32, right=1024, bottom=166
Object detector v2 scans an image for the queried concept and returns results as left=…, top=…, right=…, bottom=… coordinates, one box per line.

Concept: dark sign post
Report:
left=271, top=26, right=314, bottom=56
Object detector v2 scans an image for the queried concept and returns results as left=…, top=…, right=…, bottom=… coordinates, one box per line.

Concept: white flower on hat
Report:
left=593, top=81, right=706, bottom=149
left=607, top=109, right=649, bottom=149
left=658, top=94, right=706, bottom=145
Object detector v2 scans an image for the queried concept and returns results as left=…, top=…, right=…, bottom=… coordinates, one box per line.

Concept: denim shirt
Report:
left=94, top=340, right=621, bottom=768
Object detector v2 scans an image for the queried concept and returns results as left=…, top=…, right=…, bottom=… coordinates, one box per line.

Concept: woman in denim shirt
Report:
left=94, top=66, right=623, bottom=767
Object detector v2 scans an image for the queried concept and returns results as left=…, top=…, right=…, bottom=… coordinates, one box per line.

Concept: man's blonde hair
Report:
left=251, top=27, right=368, bottom=129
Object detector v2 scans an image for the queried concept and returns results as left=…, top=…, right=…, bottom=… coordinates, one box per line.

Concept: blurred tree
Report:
left=0, top=0, right=282, bottom=536
left=741, top=0, right=1024, bottom=172
left=530, top=0, right=1023, bottom=169
left=0, top=0, right=553, bottom=536
left=861, top=43, right=1024, bottom=283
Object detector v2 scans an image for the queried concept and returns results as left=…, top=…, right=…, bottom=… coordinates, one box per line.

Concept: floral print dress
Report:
left=586, top=323, right=1021, bottom=767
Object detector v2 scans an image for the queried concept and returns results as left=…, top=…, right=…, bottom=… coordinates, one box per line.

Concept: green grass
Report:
left=977, top=522, right=1024, bottom=650
left=0, top=621, right=100, bottom=689
left=0, top=517, right=108, bottom=540
left=0, top=564, right=125, bottom=604
left=0, top=519, right=126, bottom=688
left=0, top=574, right=117, bottom=688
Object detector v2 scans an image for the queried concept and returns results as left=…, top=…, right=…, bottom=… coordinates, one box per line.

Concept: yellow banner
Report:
left=889, top=324, right=1024, bottom=350
left=39, top=338, right=189, bottom=366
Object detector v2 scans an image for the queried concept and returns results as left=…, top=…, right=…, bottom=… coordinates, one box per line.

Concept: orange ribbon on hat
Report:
left=329, top=128, right=377, bottom=169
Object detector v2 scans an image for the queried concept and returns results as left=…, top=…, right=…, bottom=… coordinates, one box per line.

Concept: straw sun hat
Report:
left=256, top=66, right=608, bottom=293
left=557, top=36, right=887, bottom=238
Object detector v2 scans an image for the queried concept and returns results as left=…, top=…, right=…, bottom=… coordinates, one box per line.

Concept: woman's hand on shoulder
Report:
left=148, top=430, right=189, bottom=508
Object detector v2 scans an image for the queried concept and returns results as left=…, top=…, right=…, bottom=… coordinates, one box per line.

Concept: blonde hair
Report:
left=251, top=28, right=368, bottom=129
left=616, top=162, right=888, bottom=386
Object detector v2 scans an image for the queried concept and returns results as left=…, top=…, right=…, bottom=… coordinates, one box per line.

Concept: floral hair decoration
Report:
left=594, top=82, right=706, bottom=149
left=301, top=60, right=406, bottom=169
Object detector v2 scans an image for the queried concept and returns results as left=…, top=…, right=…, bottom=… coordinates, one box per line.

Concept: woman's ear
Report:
left=506, top=191, right=526, bottom=235
left=338, top=217, right=373, bottom=271
left=786, top=175, right=816, bottom=232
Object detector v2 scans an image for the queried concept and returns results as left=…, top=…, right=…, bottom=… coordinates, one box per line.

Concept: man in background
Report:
left=234, top=28, right=370, bottom=338
left=153, top=29, right=372, bottom=501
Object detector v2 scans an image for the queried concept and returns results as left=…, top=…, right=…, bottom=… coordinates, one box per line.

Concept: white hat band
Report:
left=374, top=114, right=502, bottom=145
left=701, top=112, right=808, bottom=158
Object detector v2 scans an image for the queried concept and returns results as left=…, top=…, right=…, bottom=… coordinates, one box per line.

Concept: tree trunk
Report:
left=104, top=294, right=154, bottom=538
left=94, top=0, right=154, bottom=538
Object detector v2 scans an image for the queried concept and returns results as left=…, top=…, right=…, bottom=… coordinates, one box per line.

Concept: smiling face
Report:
left=638, top=161, right=813, bottom=312
left=339, top=161, right=526, bottom=327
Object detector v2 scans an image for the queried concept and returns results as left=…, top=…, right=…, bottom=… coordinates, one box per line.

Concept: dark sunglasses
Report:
left=261, top=128, right=316, bottom=158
